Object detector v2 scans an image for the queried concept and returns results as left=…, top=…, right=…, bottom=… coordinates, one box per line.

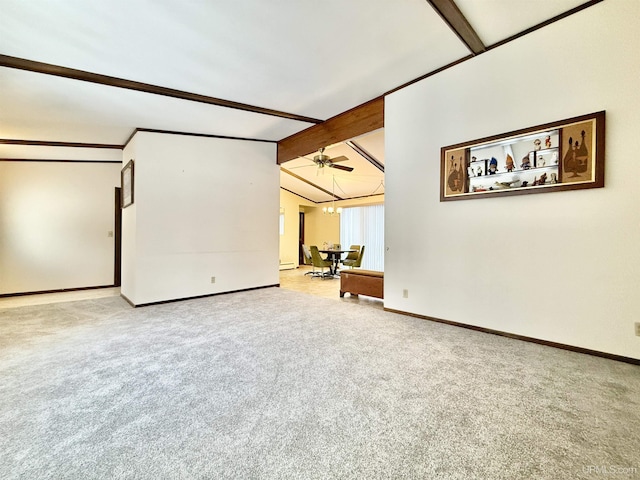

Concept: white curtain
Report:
left=340, top=204, right=384, bottom=271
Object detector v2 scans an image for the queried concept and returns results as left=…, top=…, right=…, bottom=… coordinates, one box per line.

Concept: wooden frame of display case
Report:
left=440, top=111, right=605, bottom=201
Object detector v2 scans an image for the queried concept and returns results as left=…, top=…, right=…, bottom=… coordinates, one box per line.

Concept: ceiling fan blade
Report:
left=329, top=155, right=349, bottom=163
left=287, top=164, right=316, bottom=169
left=329, top=164, right=354, bottom=172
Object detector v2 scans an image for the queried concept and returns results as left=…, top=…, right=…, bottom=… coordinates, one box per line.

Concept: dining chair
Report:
left=309, top=246, right=333, bottom=278
left=301, top=244, right=315, bottom=275
left=341, top=245, right=360, bottom=265
left=342, top=245, right=365, bottom=269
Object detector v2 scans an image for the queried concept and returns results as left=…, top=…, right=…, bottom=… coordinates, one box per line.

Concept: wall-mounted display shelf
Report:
left=440, top=111, right=605, bottom=201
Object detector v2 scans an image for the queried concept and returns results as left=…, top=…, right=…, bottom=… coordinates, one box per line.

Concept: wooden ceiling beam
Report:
left=345, top=140, right=384, bottom=172
left=426, top=0, right=485, bottom=55
left=280, top=167, right=342, bottom=200
left=0, top=138, right=122, bottom=149
left=277, top=97, right=384, bottom=164
left=0, top=54, right=323, bottom=124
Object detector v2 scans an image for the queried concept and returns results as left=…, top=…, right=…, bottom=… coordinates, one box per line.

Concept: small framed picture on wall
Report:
left=121, top=159, right=134, bottom=208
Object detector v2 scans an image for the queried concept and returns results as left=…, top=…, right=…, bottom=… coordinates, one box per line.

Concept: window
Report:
left=339, top=204, right=384, bottom=271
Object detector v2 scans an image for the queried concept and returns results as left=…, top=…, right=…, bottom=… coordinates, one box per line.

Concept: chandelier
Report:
left=323, top=175, right=343, bottom=215
left=322, top=205, right=342, bottom=215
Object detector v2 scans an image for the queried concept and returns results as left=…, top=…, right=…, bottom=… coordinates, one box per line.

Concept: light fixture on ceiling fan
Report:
left=323, top=175, right=342, bottom=215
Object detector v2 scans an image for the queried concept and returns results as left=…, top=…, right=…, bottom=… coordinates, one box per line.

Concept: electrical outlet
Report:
left=403, top=289, right=409, bottom=298
left=635, top=322, right=640, bottom=337
left=211, top=276, right=216, bottom=284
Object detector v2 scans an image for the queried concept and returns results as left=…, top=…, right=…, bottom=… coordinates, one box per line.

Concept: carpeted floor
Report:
left=1, top=287, right=638, bottom=479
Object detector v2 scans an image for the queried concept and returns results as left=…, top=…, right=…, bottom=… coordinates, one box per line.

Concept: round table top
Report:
left=319, top=249, right=357, bottom=254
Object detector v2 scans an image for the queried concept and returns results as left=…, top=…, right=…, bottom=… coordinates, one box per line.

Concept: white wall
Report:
left=385, top=1, right=640, bottom=359
left=121, top=138, right=138, bottom=301
left=0, top=160, right=121, bottom=294
left=121, top=132, right=279, bottom=305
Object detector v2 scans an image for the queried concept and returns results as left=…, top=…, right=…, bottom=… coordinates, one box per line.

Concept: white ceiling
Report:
left=456, top=0, right=587, bottom=46
left=0, top=0, right=594, bottom=201
left=280, top=129, right=385, bottom=204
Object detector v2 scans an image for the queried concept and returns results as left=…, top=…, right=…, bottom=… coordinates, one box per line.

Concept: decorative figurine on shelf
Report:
left=495, top=180, right=519, bottom=188
left=467, top=157, right=477, bottom=178
left=488, top=157, right=498, bottom=174
left=521, top=180, right=529, bottom=187
left=477, top=166, right=483, bottom=176
left=538, top=156, right=546, bottom=167
left=505, top=154, right=514, bottom=172
left=521, top=155, right=531, bottom=169
left=552, top=151, right=559, bottom=164
left=532, top=173, right=548, bottom=186
left=545, top=135, right=552, bottom=148
left=534, top=139, right=542, bottom=151
left=550, top=173, right=558, bottom=184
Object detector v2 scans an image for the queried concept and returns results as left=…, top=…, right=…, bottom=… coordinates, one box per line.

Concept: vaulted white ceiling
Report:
left=0, top=0, right=594, bottom=200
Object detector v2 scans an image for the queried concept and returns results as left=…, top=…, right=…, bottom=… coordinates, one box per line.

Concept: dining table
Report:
left=319, top=249, right=357, bottom=276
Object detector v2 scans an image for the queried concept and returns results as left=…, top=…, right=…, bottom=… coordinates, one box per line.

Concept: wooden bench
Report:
left=340, top=269, right=384, bottom=299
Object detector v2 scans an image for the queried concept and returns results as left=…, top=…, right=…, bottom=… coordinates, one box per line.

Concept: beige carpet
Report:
left=1, top=287, right=638, bottom=479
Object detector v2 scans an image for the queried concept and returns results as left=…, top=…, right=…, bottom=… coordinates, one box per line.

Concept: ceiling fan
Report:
left=307, top=147, right=354, bottom=172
